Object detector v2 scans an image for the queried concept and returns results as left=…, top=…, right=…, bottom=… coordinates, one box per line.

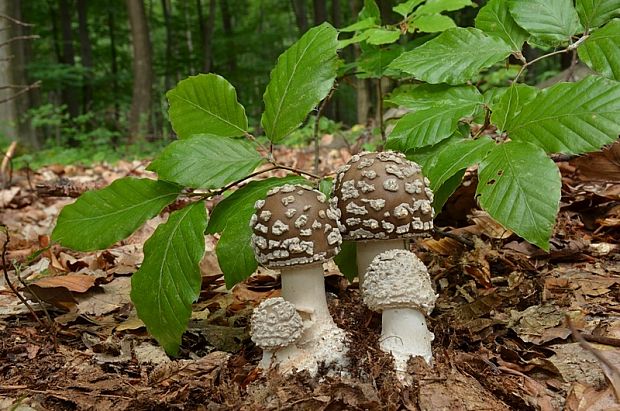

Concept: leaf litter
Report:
left=0, top=146, right=619, bottom=410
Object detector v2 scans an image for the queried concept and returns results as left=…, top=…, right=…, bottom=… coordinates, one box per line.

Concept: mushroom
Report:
left=332, top=151, right=434, bottom=284
left=362, top=249, right=437, bottom=374
left=249, top=184, right=348, bottom=375
left=250, top=297, right=304, bottom=368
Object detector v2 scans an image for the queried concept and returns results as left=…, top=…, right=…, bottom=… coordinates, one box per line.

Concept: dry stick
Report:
left=433, top=227, right=475, bottom=248
left=567, top=315, right=620, bottom=402
left=0, top=80, right=41, bottom=105
left=312, top=87, right=336, bottom=175
left=0, top=13, right=35, bottom=26
left=0, top=35, right=39, bottom=49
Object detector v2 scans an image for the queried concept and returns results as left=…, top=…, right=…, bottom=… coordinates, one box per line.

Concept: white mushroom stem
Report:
left=280, top=262, right=332, bottom=323
left=356, top=239, right=406, bottom=285
left=380, top=308, right=433, bottom=371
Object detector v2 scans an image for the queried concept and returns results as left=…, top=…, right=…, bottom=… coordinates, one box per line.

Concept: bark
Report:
left=0, top=0, right=37, bottom=147
left=219, top=0, right=236, bottom=73
left=291, top=0, right=309, bottom=34
left=161, top=0, right=173, bottom=91
left=331, top=0, right=342, bottom=27
left=126, top=0, right=153, bottom=141
left=313, top=0, right=328, bottom=24
left=76, top=0, right=93, bottom=113
left=59, top=0, right=79, bottom=118
left=183, top=1, right=194, bottom=73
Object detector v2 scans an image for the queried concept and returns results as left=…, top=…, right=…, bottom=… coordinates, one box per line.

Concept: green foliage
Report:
left=578, top=19, right=620, bottom=81
left=575, top=0, right=620, bottom=29
left=507, top=76, right=620, bottom=154
left=333, top=241, right=358, bottom=282
left=52, top=178, right=180, bottom=251
left=167, top=74, right=248, bottom=139
left=147, top=135, right=265, bottom=189
left=476, top=142, right=561, bottom=250
left=475, top=0, right=529, bottom=51
left=206, top=176, right=307, bottom=288
left=262, top=23, right=339, bottom=143
left=490, top=84, right=539, bottom=131
left=389, top=28, right=512, bottom=84
left=507, top=0, right=582, bottom=44
left=131, top=201, right=208, bottom=355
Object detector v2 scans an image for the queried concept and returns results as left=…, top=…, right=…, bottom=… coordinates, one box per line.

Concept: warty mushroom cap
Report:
left=332, top=151, right=434, bottom=241
left=250, top=184, right=342, bottom=268
left=362, top=249, right=437, bottom=315
left=250, top=297, right=304, bottom=350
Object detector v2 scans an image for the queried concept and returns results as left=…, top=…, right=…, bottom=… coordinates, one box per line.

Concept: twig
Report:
left=472, top=106, right=491, bottom=139
left=0, top=13, right=34, bottom=26
left=0, top=80, right=40, bottom=104
left=581, top=333, right=620, bottom=348
left=433, top=227, right=475, bottom=248
left=313, top=87, right=336, bottom=175
left=514, top=35, right=589, bottom=82
left=0, top=34, right=39, bottom=49
left=567, top=315, right=620, bottom=402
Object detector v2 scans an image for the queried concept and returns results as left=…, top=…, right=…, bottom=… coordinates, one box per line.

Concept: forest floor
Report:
left=0, top=141, right=619, bottom=410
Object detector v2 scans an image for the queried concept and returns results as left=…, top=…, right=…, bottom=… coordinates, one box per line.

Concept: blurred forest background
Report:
left=0, top=0, right=566, bottom=166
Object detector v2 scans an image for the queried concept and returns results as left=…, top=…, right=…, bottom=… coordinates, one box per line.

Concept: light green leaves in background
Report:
left=390, top=28, right=512, bottom=84
left=476, top=0, right=529, bottom=51
left=508, top=0, right=582, bottom=44
left=148, top=135, right=265, bottom=189
left=52, top=178, right=180, bottom=251
left=576, top=0, right=620, bottom=29
left=507, top=76, right=620, bottom=154
left=262, top=23, right=339, bottom=143
left=578, top=19, right=620, bottom=81
left=131, top=202, right=208, bottom=355
left=206, top=176, right=306, bottom=288
left=477, top=141, right=560, bottom=250
left=393, top=0, right=425, bottom=17
left=167, top=74, right=248, bottom=139
left=412, top=14, right=457, bottom=32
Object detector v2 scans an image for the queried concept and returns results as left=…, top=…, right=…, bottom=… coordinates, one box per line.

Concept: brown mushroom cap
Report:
left=332, top=151, right=434, bottom=241
left=250, top=184, right=342, bottom=268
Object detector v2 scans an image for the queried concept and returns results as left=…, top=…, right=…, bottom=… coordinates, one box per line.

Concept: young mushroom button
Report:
left=249, top=184, right=348, bottom=376
left=332, top=151, right=434, bottom=284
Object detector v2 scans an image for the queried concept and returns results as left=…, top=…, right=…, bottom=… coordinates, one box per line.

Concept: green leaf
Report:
left=578, top=19, right=620, bottom=81
left=365, top=28, right=401, bottom=45
left=508, top=0, right=582, bottom=44
left=394, top=0, right=425, bottom=17
left=333, top=241, right=358, bottom=282
left=359, top=0, right=381, bottom=21
left=507, top=76, right=620, bottom=154
left=386, top=84, right=482, bottom=110
left=167, top=74, right=248, bottom=139
left=131, top=202, right=208, bottom=355
left=490, top=84, right=539, bottom=131
left=576, top=0, right=620, bottom=28
left=262, top=23, right=339, bottom=143
left=475, top=0, right=529, bottom=51
left=318, top=178, right=333, bottom=197
left=476, top=141, right=560, bottom=250
left=338, top=32, right=370, bottom=48
left=405, top=130, right=467, bottom=171
left=432, top=169, right=466, bottom=212
left=339, top=17, right=378, bottom=32
left=357, top=45, right=403, bottom=78
left=206, top=176, right=307, bottom=288
left=389, top=28, right=512, bottom=85
left=427, top=136, right=495, bottom=190
left=147, top=135, right=265, bottom=189
left=415, top=0, right=474, bottom=15
left=412, top=14, right=456, bottom=33
left=387, top=105, right=477, bottom=150
left=52, top=178, right=180, bottom=251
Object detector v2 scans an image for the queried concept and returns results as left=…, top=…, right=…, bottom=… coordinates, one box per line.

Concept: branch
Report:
left=0, top=34, right=39, bottom=49
left=514, top=35, right=589, bottom=82
left=0, top=14, right=34, bottom=26
left=0, top=80, right=40, bottom=104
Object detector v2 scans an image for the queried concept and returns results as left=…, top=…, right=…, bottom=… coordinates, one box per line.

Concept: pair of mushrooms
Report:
left=249, top=151, right=437, bottom=377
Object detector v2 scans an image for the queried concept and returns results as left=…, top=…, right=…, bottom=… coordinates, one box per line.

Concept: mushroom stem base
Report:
left=380, top=308, right=433, bottom=372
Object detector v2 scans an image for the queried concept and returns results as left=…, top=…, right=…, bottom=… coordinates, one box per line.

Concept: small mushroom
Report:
left=362, top=249, right=437, bottom=377
left=332, top=151, right=434, bottom=284
left=249, top=184, right=348, bottom=375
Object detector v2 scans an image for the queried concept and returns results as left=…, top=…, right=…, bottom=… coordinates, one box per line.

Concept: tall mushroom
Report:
left=249, top=184, right=348, bottom=375
left=362, top=249, right=437, bottom=373
left=332, top=151, right=434, bottom=284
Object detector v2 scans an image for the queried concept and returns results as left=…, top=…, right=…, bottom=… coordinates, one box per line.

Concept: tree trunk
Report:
left=161, top=0, right=173, bottom=91
left=331, top=0, right=342, bottom=27
left=126, top=0, right=153, bottom=142
left=0, top=0, right=37, bottom=148
left=291, top=0, right=309, bottom=34
left=59, top=0, right=79, bottom=118
left=76, top=0, right=93, bottom=113
left=107, top=6, right=119, bottom=125
left=183, top=1, right=194, bottom=73
left=197, top=0, right=216, bottom=72
left=313, top=0, right=328, bottom=24
left=219, top=0, right=236, bottom=74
